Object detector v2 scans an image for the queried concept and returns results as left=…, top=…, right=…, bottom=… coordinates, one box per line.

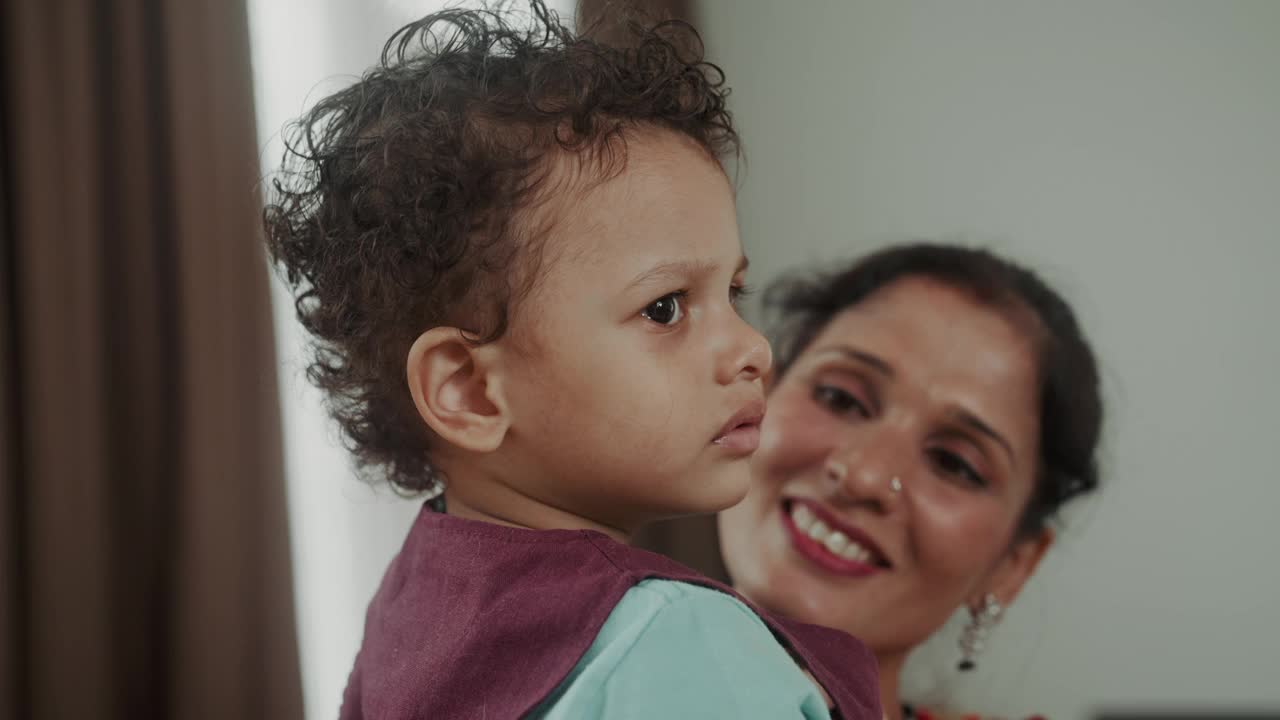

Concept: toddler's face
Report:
left=495, top=130, right=771, bottom=532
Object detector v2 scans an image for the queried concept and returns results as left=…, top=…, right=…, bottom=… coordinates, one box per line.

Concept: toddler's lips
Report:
left=712, top=424, right=761, bottom=454
left=712, top=400, right=765, bottom=455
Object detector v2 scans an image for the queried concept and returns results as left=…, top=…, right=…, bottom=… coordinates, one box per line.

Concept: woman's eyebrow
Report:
left=946, top=406, right=1017, bottom=469
left=814, top=344, right=895, bottom=378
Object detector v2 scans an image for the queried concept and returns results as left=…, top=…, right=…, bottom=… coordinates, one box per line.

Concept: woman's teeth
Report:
left=790, top=503, right=876, bottom=565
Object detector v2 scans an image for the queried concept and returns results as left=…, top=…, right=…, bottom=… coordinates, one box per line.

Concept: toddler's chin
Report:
left=693, top=463, right=753, bottom=513
left=626, top=462, right=752, bottom=520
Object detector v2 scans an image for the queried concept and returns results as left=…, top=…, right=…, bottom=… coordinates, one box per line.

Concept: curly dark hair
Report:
left=263, top=1, right=738, bottom=493
left=766, top=243, right=1103, bottom=540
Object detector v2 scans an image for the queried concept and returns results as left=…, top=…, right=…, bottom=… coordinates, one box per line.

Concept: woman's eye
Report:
left=642, top=292, right=686, bottom=326
left=729, top=283, right=754, bottom=308
left=929, top=449, right=988, bottom=489
left=813, top=384, right=870, bottom=418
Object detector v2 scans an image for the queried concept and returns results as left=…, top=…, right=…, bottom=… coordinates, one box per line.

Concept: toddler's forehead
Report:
left=518, top=162, right=632, bottom=267
left=512, top=129, right=730, bottom=300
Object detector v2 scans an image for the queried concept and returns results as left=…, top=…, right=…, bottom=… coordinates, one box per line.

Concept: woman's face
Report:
left=721, top=277, right=1050, bottom=657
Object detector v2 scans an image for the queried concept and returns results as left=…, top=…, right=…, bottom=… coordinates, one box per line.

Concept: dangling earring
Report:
left=957, top=593, right=1003, bottom=671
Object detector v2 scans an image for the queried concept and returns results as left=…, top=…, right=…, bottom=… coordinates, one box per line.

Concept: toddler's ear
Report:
left=406, top=327, right=510, bottom=453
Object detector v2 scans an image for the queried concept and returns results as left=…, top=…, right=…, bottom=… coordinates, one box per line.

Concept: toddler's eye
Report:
left=642, top=292, right=686, bottom=326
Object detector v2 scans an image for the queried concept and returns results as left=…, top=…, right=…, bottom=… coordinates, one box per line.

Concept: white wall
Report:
left=699, top=2, right=1280, bottom=718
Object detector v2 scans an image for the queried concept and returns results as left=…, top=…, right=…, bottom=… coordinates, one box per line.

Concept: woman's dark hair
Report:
left=263, top=1, right=738, bottom=493
left=767, top=243, right=1103, bottom=538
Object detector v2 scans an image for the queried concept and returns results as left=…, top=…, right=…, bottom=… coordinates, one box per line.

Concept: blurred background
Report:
left=3, top=1, right=1278, bottom=719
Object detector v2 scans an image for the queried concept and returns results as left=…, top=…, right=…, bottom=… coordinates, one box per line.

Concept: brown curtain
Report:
left=1, top=1, right=303, bottom=718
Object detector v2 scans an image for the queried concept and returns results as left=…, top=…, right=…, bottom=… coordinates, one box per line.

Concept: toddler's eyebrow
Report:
left=626, top=255, right=750, bottom=290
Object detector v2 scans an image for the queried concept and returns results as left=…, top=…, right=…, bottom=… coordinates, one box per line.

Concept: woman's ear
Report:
left=406, top=327, right=511, bottom=453
left=977, top=527, right=1054, bottom=608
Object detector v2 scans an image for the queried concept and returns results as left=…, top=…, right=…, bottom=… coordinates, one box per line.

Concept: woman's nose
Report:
left=822, top=433, right=909, bottom=512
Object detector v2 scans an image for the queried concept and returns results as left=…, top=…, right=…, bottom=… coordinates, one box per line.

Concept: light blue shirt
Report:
left=532, top=579, right=833, bottom=719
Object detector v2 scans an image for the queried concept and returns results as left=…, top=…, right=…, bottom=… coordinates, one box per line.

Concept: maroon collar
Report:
left=341, top=506, right=882, bottom=719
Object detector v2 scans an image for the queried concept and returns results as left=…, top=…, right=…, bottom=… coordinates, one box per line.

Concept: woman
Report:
left=719, top=243, right=1102, bottom=719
